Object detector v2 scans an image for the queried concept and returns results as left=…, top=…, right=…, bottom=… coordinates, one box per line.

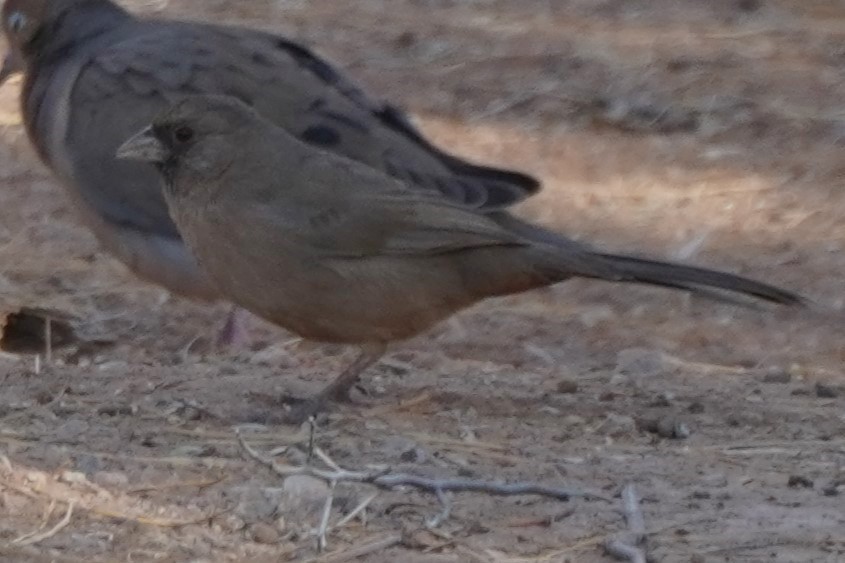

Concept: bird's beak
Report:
left=0, top=50, right=23, bottom=85
left=116, top=126, right=168, bottom=163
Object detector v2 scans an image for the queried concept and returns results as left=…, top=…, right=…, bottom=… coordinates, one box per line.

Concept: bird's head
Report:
left=1, top=0, right=127, bottom=84
left=117, top=94, right=257, bottom=196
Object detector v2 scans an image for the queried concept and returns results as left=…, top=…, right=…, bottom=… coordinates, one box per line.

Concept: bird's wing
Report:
left=238, top=153, right=528, bottom=259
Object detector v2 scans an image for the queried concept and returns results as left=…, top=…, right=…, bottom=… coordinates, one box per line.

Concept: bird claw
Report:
left=279, top=386, right=374, bottom=424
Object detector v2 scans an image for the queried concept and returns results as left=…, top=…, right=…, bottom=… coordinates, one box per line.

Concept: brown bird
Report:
left=0, top=0, right=537, bottom=342
left=117, top=95, right=805, bottom=422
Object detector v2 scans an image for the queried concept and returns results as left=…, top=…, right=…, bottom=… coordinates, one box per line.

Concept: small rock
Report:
left=791, top=387, right=810, bottom=396
left=761, top=368, right=791, bottom=384
left=400, top=447, right=428, bottom=463
left=787, top=475, right=813, bottom=489
left=250, top=522, right=280, bottom=544
left=60, top=471, right=89, bottom=485
left=24, top=471, right=47, bottom=486
left=216, top=514, right=246, bottom=533
left=598, top=391, right=616, bottom=402
left=563, top=415, right=585, bottom=426
left=556, top=379, right=579, bottom=394
left=656, top=416, right=691, bottom=439
left=687, top=402, right=705, bottom=414
left=596, top=414, right=637, bottom=437
left=235, top=486, right=279, bottom=522
left=815, top=383, right=839, bottom=398
left=822, top=484, right=840, bottom=497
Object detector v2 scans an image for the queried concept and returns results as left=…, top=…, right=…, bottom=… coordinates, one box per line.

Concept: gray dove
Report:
left=117, top=95, right=805, bottom=422
left=0, top=0, right=538, bottom=342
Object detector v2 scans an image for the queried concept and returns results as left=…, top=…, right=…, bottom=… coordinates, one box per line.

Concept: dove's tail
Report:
left=375, top=105, right=540, bottom=208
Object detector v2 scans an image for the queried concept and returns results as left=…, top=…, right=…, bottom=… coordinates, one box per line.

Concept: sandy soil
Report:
left=0, top=1, right=843, bottom=561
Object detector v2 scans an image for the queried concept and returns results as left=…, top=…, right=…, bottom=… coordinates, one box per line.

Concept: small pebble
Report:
left=563, top=415, right=585, bottom=426
left=787, top=475, right=813, bottom=489
left=217, top=514, right=246, bottom=533
left=60, top=471, right=89, bottom=485
left=656, top=416, right=691, bottom=439
left=597, top=413, right=637, bottom=437
left=250, top=522, right=280, bottom=544
left=815, top=383, right=839, bottom=398
left=400, top=447, right=428, bottom=463
left=687, top=402, right=705, bottom=414
left=822, top=481, right=845, bottom=497
left=762, top=368, right=791, bottom=384
left=556, top=379, right=579, bottom=394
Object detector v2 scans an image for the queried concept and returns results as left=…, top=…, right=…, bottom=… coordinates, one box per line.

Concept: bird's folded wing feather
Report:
left=236, top=155, right=528, bottom=259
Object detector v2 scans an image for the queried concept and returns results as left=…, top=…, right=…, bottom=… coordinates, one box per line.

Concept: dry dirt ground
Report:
left=0, top=1, right=844, bottom=561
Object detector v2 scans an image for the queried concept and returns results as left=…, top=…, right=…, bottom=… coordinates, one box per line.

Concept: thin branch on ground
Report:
left=237, top=431, right=601, bottom=503
left=426, top=488, right=452, bottom=529
left=330, top=492, right=378, bottom=532
left=604, top=484, right=647, bottom=563
left=239, top=430, right=603, bottom=553
left=307, top=534, right=402, bottom=563
left=316, top=480, right=336, bottom=552
left=11, top=501, right=75, bottom=547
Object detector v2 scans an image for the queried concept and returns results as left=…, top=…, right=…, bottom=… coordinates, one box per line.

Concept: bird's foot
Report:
left=215, top=306, right=251, bottom=350
left=278, top=384, right=377, bottom=424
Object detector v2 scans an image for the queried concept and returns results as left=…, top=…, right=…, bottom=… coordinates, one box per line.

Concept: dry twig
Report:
left=11, top=501, right=75, bottom=547
left=307, top=534, right=402, bottom=563
left=604, top=484, right=647, bottom=563
left=238, top=431, right=597, bottom=503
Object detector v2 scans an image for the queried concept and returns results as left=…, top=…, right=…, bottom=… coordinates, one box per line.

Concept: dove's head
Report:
left=1, top=0, right=127, bottom=83
left=117, top=95, right=259, bottom=195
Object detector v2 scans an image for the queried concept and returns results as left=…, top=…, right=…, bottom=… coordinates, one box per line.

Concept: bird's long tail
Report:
left=588, top=252, right=805, bottom=306
left=493, top=212, right=806, bottom=307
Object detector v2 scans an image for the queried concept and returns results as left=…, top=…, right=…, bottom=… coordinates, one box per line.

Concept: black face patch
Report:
left=301, top=124, right=341, bottom=148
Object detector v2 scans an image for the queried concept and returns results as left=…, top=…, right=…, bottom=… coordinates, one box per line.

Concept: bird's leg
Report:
left=216, top=305, right=251, bottom=349
left=284, top=342, right=386, bottom=423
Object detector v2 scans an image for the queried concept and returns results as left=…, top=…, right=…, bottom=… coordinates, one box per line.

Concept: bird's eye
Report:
left=7, top=11, right=26, bottom=33
left=173, top=125, right=194, bottom=144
